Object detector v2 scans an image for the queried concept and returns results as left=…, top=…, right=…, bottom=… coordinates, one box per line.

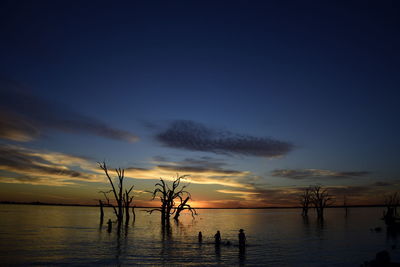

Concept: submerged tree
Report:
left=123, top=186, right=134, bottom=225
left=300, top=187, right=312, bottom=216
left=99, top=199, right=104, bottom=223
left=343, top=195, right=348, bottom=217
left=311, top=185, right=334, bottom=220
left=174, top=195, right=197, bottom=220
left=147, top=175, right=195, bottom=223
left=383, top=192, right=400, bottom=225
left=99, top=162, right=134, bottom=226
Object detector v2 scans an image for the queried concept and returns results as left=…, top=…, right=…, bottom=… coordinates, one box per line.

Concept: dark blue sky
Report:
left=0, top=1, right=399, bottom=206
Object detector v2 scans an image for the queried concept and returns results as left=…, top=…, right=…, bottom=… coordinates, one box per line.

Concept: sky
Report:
left=0, top=0, right=399, bottom=207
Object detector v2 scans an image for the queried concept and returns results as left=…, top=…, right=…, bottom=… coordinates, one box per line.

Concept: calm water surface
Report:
left=0, top=205, right=399, bottom=266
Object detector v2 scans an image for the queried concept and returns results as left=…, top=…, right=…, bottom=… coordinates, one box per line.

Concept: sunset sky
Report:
left=1, top=1, right=399, bottom=207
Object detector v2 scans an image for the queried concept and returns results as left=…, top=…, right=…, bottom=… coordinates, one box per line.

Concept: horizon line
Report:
left=0, top=200, right=387, bottom=209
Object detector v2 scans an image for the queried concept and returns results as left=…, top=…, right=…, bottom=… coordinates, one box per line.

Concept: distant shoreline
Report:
left=0, top=200, right=386, bottom=209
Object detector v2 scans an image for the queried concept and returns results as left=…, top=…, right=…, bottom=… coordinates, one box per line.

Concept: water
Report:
left=0, top=205, right=399, bottom=266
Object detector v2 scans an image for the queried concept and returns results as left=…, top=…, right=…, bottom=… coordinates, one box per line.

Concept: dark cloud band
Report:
left=0, top=81, right=138, bottom=142
left=271, top=169, right=370, bottom=179
left=156, top=120, right=293, bottom=157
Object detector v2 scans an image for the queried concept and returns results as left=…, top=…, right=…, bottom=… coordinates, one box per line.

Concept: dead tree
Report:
left=147, top=175, right=192, bottom=223
left=383, top=192, right=400, bottom=225
left=99, top=162, right=134, bottom=226
left=174, top=195, right=197, bottom=220
left=147, top=178, right=168, bottom=223
left=300, top=187, right=312, bottom=216
left=99, top=199, right=104, bottom=223
left=311, top=185, right=334, bottom=220
left=343, top=195, right=348, bottom=217
left=123, top=187, right=134, bottom=225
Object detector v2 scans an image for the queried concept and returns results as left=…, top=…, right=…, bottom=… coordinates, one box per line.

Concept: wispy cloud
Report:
left=124, top=157, right=255, bottom=189
left=0, top=144, right=102, bottom=186
left=156, top=120, right=294, bottom=158
left=215, top=183, right=398, bottom=207
left=372, top=181, right=393, bottom=187
left=0, top=80, right=139, bottom=142
left=271, top=169, right=370, bottom=180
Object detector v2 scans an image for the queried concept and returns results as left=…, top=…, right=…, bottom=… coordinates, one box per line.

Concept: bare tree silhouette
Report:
left=311, top=185, right=334, bottom=220
left=174, top=195, right=197, bottom=220
left=99, top=199, right=104, bottom=223
left=300, top=187, right=312, bottom=216
left=147, top=175, right=194, bottom=223
left=383, top=192, right=400, bottom=225
left=98, top=162, right=134, bottom=226
left=123, top=187, right=134, bottom=225
left=343, top=195, right=348, bottom=217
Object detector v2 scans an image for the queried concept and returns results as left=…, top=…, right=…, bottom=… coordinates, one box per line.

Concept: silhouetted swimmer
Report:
left=239, top=229, right=246, bottom=247
left=214, top=230, right=221, bottom=245
left=198, top=231, right=203, bottom=243
left=107, top=219, right=112, bottom=233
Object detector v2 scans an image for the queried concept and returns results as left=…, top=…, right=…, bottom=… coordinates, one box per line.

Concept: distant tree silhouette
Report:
left=311, top=185, right=334, bottom=220
left=383, top=192, right=400, bottom=225
left=147, top=175, right=194, bottom=223
left=343, top=195, right=348, bottom=217
left=300, top=187, right=312, bottom=216
left=99, top=162, right=134, bottom=227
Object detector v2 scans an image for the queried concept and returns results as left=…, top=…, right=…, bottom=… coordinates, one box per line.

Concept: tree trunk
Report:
left=125, top=204, right=130, bottom=225
left=99, top=200, right=104, bottom=224
left=132, top=206, right=136, bottom=222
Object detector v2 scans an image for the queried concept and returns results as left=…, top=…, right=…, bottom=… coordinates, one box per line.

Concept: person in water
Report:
left=238, top=229, right=246, bottom=247
left=198, top=231, right=203, bottom=243
left=214, top=230, right=221, bottom=245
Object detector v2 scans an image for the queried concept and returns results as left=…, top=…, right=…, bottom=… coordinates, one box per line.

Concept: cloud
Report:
left=214, top=183, right=398, bottom=207
left=372, top=181, right=393, bottom=187
left=157, top=165, right=244, bottom=175
left=123, top=157, right=255, bottom=189
left=0, top=144, right=103, bottom=185
left=156, top=120, right=293, bottom=158
left=0, top=81, right=138, bottom=142
left=0, top=111, right=41, bottom=141
left=156, top=157, right=243, bottom=175
left=215, top=186, right=303, bottom=207
left=271, top=169, right=370, bottom=180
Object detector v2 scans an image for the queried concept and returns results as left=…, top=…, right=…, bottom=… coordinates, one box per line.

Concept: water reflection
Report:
left=161, top=221, right=172, bottom=240
left=1, top=205, right=395, bottom=266
left=214, top=242, right=221, bottom=262
left=239, top=246, right=246, bottom=266
left=315, top=218, right=325, bottom=239
left=386, top=225, right=400, bottom=242
left=115, top=231, right=122, bottom=267
left=302, top=215, right=310, bottom=227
